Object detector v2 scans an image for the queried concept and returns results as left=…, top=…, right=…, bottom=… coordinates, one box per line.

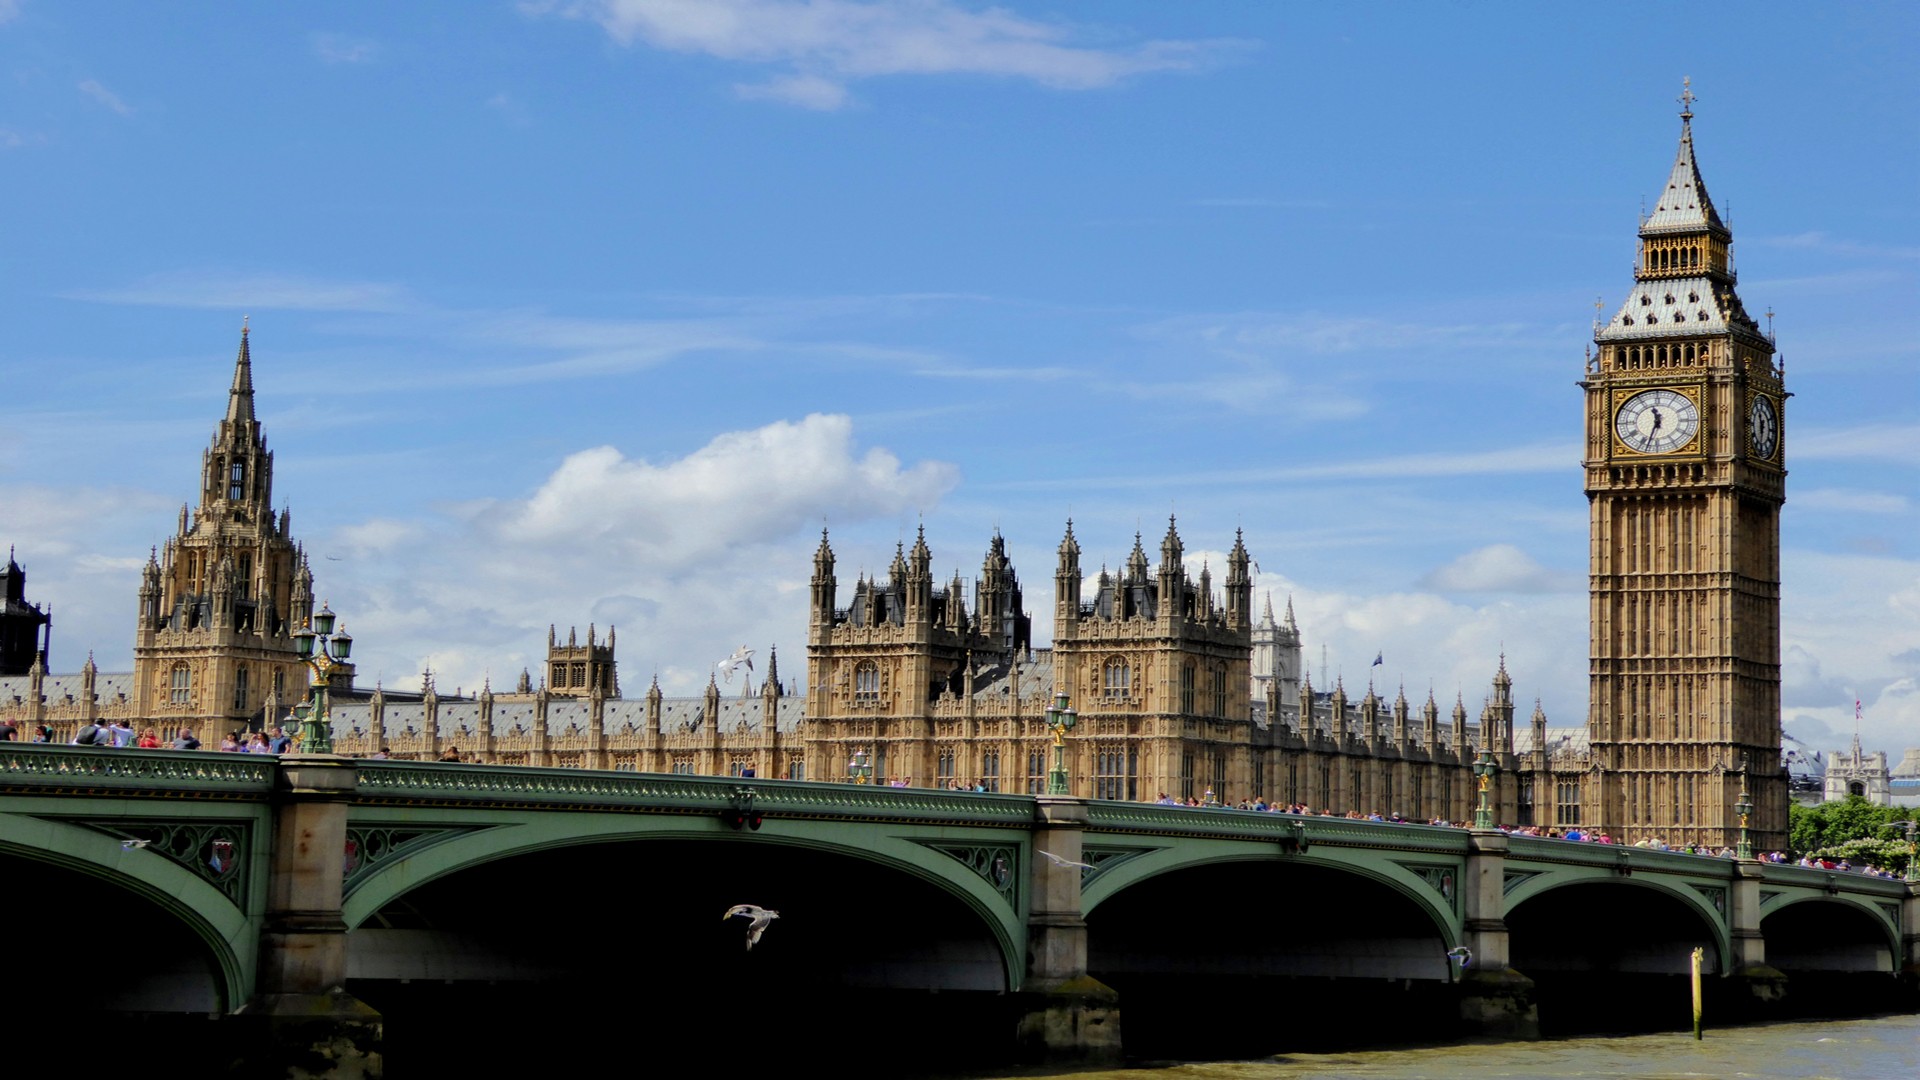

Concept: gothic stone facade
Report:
left=1581, top=97, right=1789, bottom=851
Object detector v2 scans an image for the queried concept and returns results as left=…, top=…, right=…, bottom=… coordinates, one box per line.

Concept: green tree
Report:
left=1788, top=796, right=1917, bottom=874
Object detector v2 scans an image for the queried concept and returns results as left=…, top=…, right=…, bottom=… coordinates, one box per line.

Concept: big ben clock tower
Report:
left=1584, top=83, right=1787, bottom=852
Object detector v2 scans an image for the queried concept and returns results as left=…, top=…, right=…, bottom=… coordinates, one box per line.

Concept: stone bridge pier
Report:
left=1017, top=796, right=1122, bottom=1061
left=1458, top=829, right=1539, bottom=1037
left=239, top=757, right=382, bottom=1077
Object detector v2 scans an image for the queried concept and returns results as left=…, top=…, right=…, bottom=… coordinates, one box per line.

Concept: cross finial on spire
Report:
left=1678, top=76, right=1696, bottom=120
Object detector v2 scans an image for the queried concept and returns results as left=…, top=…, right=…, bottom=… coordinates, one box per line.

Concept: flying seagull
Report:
left=121, top=839, right=152, bottom=850
left=1446, top=946, right=1472, bottom=970
left=716, top=645, right=754, bottom=684
left=1036, top=850, right=1094, bottom=870
left=723, top=904, right=780, bottom=950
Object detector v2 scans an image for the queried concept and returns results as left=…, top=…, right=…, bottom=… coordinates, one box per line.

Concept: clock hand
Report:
left=1649, top=409, right=1663, bottom=433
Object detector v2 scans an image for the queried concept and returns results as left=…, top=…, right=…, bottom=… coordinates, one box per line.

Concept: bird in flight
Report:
left=1036, top=849, right=1093, bottom=870
left=716, top=645, right=754, bottom=684
left=723, top=904, right=780, bottom=950
left=121, top=839, right=152, bottom=850
left=1446, top=946, right=1472, bottom=970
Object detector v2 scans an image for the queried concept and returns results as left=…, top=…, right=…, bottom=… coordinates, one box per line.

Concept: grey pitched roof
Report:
left=1597, top=276, right=1732, bottom=342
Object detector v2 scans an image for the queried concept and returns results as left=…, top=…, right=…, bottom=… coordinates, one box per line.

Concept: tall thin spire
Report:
left=226, top=317, right=257, bottom=425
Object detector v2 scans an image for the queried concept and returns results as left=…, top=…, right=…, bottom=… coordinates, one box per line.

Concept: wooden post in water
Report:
left=1690, top=946, right=1705, bottom=1040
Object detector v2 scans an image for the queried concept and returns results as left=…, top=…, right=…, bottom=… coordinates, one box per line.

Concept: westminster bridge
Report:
left=5, top=744, right=1916, bottom=1071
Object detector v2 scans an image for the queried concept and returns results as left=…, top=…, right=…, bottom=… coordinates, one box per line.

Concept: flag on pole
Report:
left=1372, top=652, right=1383, bottom=667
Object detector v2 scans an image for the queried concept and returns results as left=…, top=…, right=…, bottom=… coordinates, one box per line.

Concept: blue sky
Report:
left=3, top=2, right=1915, bottom=753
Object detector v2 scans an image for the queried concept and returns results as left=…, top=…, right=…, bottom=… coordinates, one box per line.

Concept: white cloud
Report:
left=540, top=0, right=1247, bottom=109
left=311, top=32, right=380, bottom=65
left=0, top=1, right=19, bottom=26
left=0, top=128, right=44, bottom=150
left=316, top=414, right=957, bottom=694
left=1422, top=544, right=1580, bottom=594
left=487, top=92, right=532, bottom=126
left=78, top=78, right=133, bottom=116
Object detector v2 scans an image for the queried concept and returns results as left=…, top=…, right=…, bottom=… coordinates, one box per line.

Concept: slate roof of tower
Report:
left=1642, top=116, right=1726, bottom=235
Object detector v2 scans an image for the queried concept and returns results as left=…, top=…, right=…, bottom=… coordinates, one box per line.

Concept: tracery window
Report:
left=853, top=661, right=881, bottom=703
left=233, top=666, right=248, bottom=711
left=937, top=745, right=957, bottom=786
left=787, top=759, right=806, bottom=781
left=1027, top=750, right=1047, bottom=795
left=980, top=749, right=999, bottom=792
left=1102, top=657, right=1131, bottom=698
left=1555, top=779, right=1582, bottom=825
left=1211, top=666, right=1228, bottom=718
left=1180, top=661, right=1196, bottom=713
left=170, top=664, right=191, bottom=705
left=1094, top=744, right=1132, bottom=801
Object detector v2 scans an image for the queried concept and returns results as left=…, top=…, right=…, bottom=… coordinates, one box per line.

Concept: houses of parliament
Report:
left=0, top=96, right=1789, bottom=851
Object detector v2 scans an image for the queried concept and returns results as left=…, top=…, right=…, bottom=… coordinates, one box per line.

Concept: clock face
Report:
left=1749, top=395, right=1778, bottom=459
left=1615, top=389, right=1700, bottom=454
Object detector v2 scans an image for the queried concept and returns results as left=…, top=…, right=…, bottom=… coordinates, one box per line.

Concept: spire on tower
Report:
left=226, top=318, right=257, bottom=425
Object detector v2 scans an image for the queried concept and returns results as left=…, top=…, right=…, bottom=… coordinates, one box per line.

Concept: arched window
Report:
left=229, top=462, right=245, bottom=501
left=170, top=664, right=191, bottom=706
left=233, top=666, right=248, bottom=711
left=1180, top=661, right=1196, bottom=713
left=853, top=661, right=881, bottom=703
left=1211, top=666, right=1228, bottom=718
left=981, top=749, right=1000, bottom=792
left=1103, top=657, right=1131, bottom=697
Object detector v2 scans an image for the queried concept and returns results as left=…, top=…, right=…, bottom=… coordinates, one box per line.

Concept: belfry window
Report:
left=229, top=463, right=244, bottom=500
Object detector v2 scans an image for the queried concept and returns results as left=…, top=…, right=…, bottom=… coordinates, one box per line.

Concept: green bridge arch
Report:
left=0, top=807, right=257, bottom=1007
left=341, top=808, right=1029, bottom=989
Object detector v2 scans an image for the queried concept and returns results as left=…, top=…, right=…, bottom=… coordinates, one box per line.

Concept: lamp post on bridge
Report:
left=1734, top=751, right=1753, bottom=860
left=289, top=602, right=351, bottom=755
left=1472, top=750, right=1498, bottom=829
left=1903, top=820, right=1917, bottom=884
left=1045, top=691, right=1078, bottom=796
left=847, top=746, right=872, bottom=785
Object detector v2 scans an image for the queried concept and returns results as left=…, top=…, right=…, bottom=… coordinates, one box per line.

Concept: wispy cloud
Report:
left=487, top=92, right=532, bottom=126
left=1190, top=197, right=1331, bottom=209
left=311, top=32, right=381, bottom=65
left=0, top=128, right=45, bottom=150
left=1794, top=423, right=1920, bottom=466
left=0, top=1, right=19, bottom=25
left=734, top=73, right=849, bottom=110
left=987, top=440, right=1577, bottom=492
left=77, top=78, right=133, bottom=116
left=63, top=271, right=417, bottom=313
left=536, top=0, right=1251, bottom=110
left=1795, top=488, right=1912, bottom=515
left=1752, top=231, right=1920, bottom=261
left=1138, top=311, right=1557, bottom=356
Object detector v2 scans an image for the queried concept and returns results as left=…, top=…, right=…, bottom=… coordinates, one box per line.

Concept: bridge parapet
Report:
left=1085, top=803, right=1471, bottom=854
left=352, top=761, right=1034, bottom=826
left=0, top=742, right=274, bottom=796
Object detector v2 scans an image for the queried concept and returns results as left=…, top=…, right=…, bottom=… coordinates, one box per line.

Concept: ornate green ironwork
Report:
left=915, top=841, right=1020, bottom=908
left=0, top=745, right=274, bottom=795
left=1079, top=845, right=1153, bottom=888
left=1397, top=861, right=1461, bottom=910
left=343, top=824, right=485, bottom=896
left=76, top=818, right=253, bottom=906
left=1502, top=869, right=1543, bottom=895
left=1690, top=883, right=1728, bottom=916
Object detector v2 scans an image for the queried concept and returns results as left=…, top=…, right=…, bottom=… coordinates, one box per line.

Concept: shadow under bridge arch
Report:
left=1085, top=853, right=1461, bottom=1057
left=344, top=826, right=1027, bottom=1071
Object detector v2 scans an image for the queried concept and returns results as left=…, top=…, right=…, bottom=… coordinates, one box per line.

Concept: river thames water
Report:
left=978, top=1015, right=1920, bottom=1080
